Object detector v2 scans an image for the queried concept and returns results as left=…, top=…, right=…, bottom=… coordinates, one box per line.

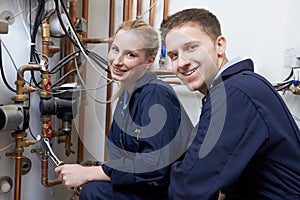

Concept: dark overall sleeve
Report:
left=168, top=84, right=269, bottom=200
left=102, top=84, right=191, bottom=187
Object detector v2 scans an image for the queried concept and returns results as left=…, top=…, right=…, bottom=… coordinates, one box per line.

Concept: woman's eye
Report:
left=111, top=46, right=118, bottom=53
left=126, top=52, right=136, bottom=58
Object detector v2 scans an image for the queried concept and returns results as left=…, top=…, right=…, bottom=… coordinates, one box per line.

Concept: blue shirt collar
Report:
left=211, top=57, right=246, bottom=87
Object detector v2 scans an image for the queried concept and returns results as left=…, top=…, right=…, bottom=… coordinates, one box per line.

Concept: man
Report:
left=160, top=8, right=300, bottom=200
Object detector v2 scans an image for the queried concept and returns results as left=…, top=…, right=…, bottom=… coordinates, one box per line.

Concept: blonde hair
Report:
left=110, top=19, right=159, bottom=100
left=115, top=19, right=159, bottom=59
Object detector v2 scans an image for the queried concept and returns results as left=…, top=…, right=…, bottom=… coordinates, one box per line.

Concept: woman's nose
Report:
left=112, top=54, right=124, bottom=65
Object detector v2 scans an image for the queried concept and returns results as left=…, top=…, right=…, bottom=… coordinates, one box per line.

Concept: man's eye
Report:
left=168, top=52, right=178, bottom=61
left=188, top=44, right=198, bottom=51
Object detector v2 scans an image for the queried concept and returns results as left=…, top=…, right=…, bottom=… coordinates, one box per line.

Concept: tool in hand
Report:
left=43, top=138, right=64, bottom=166
left=43, top=137, right=82, bottom=195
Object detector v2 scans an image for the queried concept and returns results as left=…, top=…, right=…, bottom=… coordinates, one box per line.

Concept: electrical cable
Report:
left=54, top=0, right=110, bottom=74
left=73, top=53, right=115, bottom=104
left=54, top=0, right=80, bottom=49
left=50, top=0, right=114, bottom=100
left=50, top=33, right=66, bottom=38
left=30, top=70, right=42, bottom=89
left=28, top=126, right=36, bottom=140
left=0, top=40, right=16, bottom=92
left=0, top=141, right=14, bottom=152
left=1, top=39, right=40, bottom=91
left=283, top=68, right=294, bottom=82
left=51, top=69, right=77, bottom=88
left=58, top=0, right=84, bottom=49
left=30, top=0, right=45, bottom=64
left=88, top=51, right=109, bottom=67
left=49, top=50, right=80, bottom=74
left=68, top=20, right=112, bottom=81
left=51, top=82, right=110, bottom=95
left=17, top=0, right=31, bottom=40
left=136, top=0, right=158, bottom=19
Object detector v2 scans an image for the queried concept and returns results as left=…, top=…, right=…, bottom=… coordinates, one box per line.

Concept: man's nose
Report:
left=177, top=54, right=191, bottom=68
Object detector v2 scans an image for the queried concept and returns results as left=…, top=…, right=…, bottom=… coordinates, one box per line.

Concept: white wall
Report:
left=1, top=0, right=300, bottom=199
left=0, top=1, right=58, bottom=200
left=85, top=0, right=300, bottom=162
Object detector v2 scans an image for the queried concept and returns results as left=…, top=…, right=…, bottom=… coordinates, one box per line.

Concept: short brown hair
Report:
left=160, top=8, right=222, bottom=42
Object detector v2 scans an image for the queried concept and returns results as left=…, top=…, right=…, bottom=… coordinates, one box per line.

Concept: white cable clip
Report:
left=27, top=40, right=36, bottom=48
left=40, top=60, right=46, bottom=71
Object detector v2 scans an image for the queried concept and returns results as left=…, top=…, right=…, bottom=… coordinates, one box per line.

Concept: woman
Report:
left=55, top=19, right=193, bottom=200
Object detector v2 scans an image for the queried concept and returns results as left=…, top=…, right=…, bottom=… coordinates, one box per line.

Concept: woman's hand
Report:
left=55, top=164, right=88, bottom=189
left=55, top=164, right=110, bottom=190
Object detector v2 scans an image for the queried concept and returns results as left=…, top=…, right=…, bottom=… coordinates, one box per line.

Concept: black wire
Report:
left=55, top=0, right=110, bottom=73
left=50, top=34, right=66, bottom=38
left=87, top=52, right=110, bottom=73
left=0, top=40, right=16, bottom=92
left=274, top=81, right=293, bottom=91
left=49, top=50, right=80, bottom=74
left=53, top=0, right=111, bottom=79
left=87, top=50, right=109, bottom=66
left=28, top=126, right=36, bottom=140
left=29, top=0, right=31, bottom=44
left=30, top=0, right=45, bottom=63
left=59, top=0, right=86, bottom=49
left=283, top=68, right=294, bottom=82
left=30, top=70, right=42, bottom=89
left=51, top=69, right=77, bottom=88
left=54, top=0, right=80, bottom=49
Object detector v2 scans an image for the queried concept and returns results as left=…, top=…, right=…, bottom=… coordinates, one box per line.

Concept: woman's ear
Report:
left=216, top=36, right=227, bottom=56
left=146, top=55, right=156, bottom=68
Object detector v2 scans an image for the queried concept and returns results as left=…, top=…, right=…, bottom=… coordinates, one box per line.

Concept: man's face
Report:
left=165, top=24, right=221, bottom=94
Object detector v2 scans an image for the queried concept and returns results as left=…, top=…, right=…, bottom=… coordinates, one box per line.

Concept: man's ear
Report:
left=216, top=36, right=227, bottom=56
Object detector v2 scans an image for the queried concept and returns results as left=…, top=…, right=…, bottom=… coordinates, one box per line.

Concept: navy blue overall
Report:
left=80, top=72, right=193, bottom=200
left=168, top=59, right=300, bottom=200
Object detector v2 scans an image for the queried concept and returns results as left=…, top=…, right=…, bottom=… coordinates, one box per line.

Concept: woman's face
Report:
left=108, top=29, right=153, bottom=85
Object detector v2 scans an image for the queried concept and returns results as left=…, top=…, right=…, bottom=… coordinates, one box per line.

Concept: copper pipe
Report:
left=64, top=1, right=77, bottom=83
left=62, top=0, right=76, bottom=159
left=9, top=132, right=37, bottom=200
left=163, top=0, right=169, bottom=19
left=109, top=0, right=115, bottom=38
left=41, top=20, right=50, bottom=68
left=65, top=133, right=75, bottom=156
left=149, top=0, right=155, bottom=26
left=82, top=38, right=113, bottom=44
left=152, top=69, right=174, bottom=75
left=16, top=65, right=42, bottom=81
left=123, top=0, right=129, bottom=21
left=106, top=0, right=115, bottom=138
left=137, top=0, right=142, bottom=18
left=128, top=0, right=134, bottom=20
left=158, top=79, right=182, bottom=85
left=82, top=0, right=89, bottom=39
left=49, top=46, right=60, bottom=55
left=41, top=19, right=53, bottom=100
left=76, top=0, right=90, bottom=165
left=12, top=65, right=41, bottom=102
left=14, top=153, right=22, bottom=200
left=41, top=153, right=62, bottom=187
left=103, top=0, right=115, bottom=161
